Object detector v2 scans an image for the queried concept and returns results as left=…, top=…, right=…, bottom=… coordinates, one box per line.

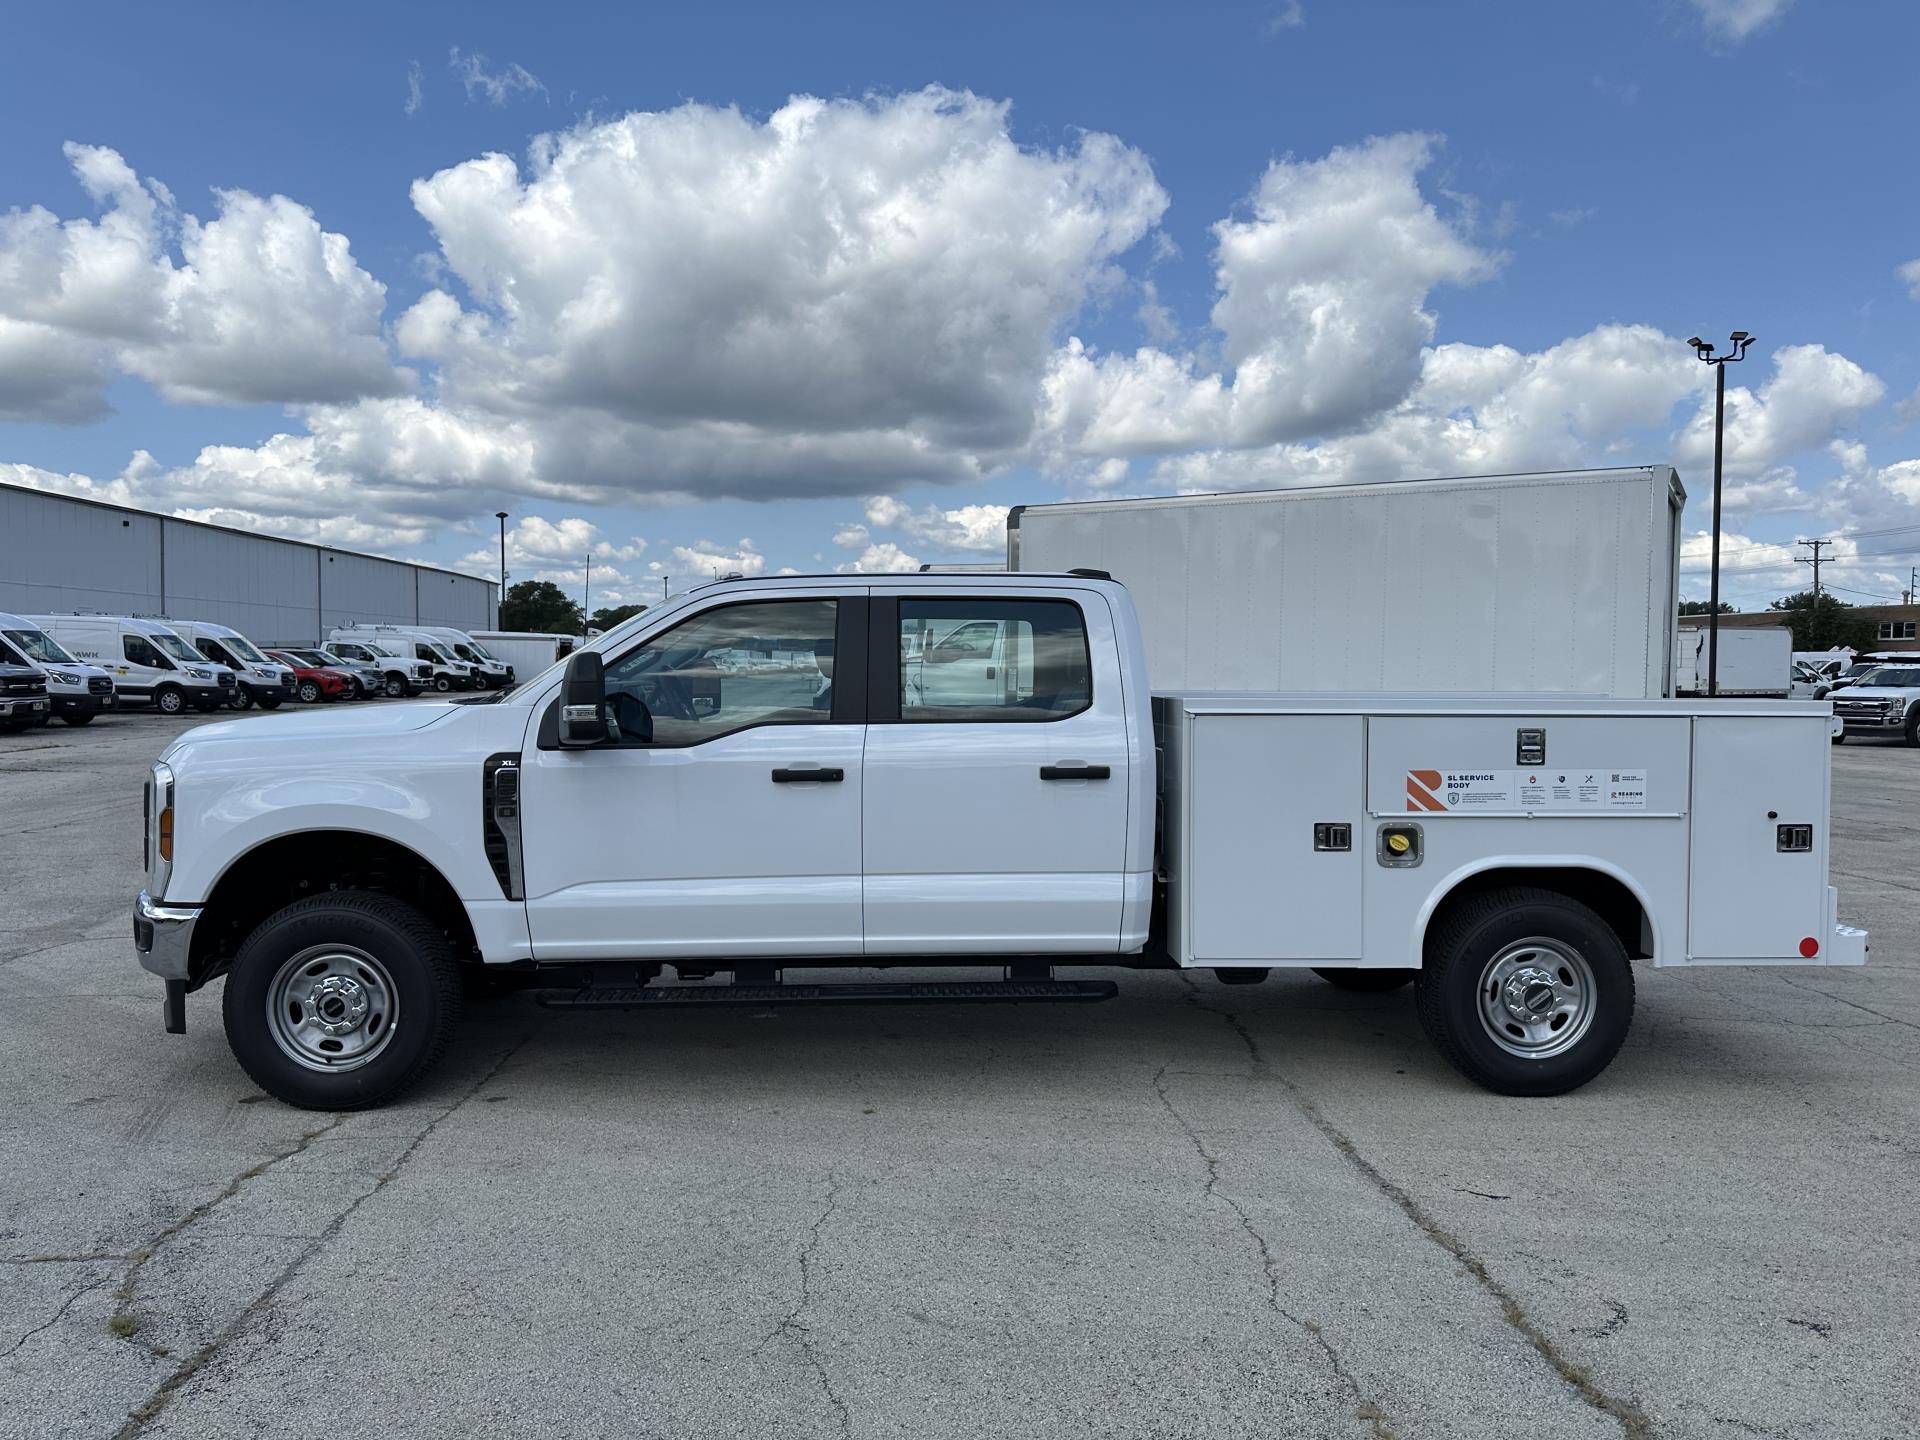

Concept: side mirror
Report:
left=558, top=650, right=608, bottom=747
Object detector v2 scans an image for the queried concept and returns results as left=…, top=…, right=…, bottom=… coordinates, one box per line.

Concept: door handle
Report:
left=771, top=767, right=844, bottom=783
left=1040, top=764, right=1111, bottom=781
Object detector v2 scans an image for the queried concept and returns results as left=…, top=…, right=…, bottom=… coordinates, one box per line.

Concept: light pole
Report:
left=494, top=511, right=508, bottom=629
left=662, top=575, right=669, bottom=602
left=582, top=558, right=591, bottom=635
left=1687, top=330, right=1755, bottom=696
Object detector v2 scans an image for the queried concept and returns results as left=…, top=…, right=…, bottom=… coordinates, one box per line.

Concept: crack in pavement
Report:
left=752, top=1174, right=851, bottom=1437
left=5, top=1276, right=111, bottom=1357
left=1772, top=973, right=1920, bottom=1034
left=110, top=1118, right=350, bottom=1330
left=1175, top=974, right=1653, bottom=1440
left=1150, top=1063, right=1397, bottom=1438
left=111, top=1026, right=541, bottom=1439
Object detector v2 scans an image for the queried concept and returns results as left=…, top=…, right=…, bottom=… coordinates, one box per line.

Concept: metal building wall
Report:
left=0, top=484, right=495, bottom=641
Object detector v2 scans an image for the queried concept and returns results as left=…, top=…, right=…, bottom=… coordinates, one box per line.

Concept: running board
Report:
left=539, top=978, right=1119, bottom=1009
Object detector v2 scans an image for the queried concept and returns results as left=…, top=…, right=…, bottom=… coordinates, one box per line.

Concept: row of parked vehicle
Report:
left=0, top=613, right=516, bottom=732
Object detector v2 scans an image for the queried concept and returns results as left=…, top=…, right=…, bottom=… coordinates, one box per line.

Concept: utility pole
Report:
left=1797, top=538, right=1831, bottom=602
left=495, top=511, right=508, bottom=630
left=582, top=558, right=592, bottom=635
left=1688, top=331, right=1755, bottom=695
left=662, top=575, right=669, bottom=602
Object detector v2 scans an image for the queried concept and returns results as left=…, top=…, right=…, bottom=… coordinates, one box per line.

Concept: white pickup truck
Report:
left=135, top=573, right=1866, bottom=1110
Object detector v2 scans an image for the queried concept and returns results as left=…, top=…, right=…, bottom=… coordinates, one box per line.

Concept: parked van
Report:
left=167, top=620, right=296, bottom=711
left=414, top=626, right=514, bottom=688
left=29, top=614, right=236, bottom=714
left=318, top=639, right=430, bottom=698
left=328, top=625, right=477, bottom=691
left=0, top=611, right=117, bottom=725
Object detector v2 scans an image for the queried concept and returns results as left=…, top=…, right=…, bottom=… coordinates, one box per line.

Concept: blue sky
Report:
left=2, top=0, right=1917, bottom=608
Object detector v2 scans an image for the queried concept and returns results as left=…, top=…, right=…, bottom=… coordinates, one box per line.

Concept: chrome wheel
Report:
left=266, top=944, right=400, bottom=1072
left=1476, top=937, right=1596, bottom=1060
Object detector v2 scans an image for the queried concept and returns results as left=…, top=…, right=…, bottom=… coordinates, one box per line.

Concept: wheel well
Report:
left=1426, top=867, right=1651, bottom=962
left=186, top=831, right=479, bottom=989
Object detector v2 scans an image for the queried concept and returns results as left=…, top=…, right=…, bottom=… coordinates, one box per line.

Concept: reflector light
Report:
left=1798, top=936, right=1819, bottom=958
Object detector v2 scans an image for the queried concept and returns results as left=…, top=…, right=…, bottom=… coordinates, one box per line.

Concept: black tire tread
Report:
left=222, top=889, right=464, bottom=1111
left=1416, top=885, right=1634, bottom=1097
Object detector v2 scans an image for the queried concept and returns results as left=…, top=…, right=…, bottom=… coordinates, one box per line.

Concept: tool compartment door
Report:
left=1687, top=714, right=1830, bottom=960
left=1185, top=714, right=1364, bottom=962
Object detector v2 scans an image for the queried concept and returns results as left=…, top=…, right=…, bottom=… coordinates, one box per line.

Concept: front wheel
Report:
left=433, top=674, right=453, bottom=692
left=222, top=891, right=464, bottom=1110
left=1415, top=887, right=1633, bottom=1097
left=1313, top=967, right=1417, bottom=993
left=154, top=686, right=186, bottom=716
left=230, top=688, right=255, bottom=711
left=384, top=673, right=408, bottom=698
left=257, top=695, right=282, bottom=710
left=59, top=710, right=95, bottom=726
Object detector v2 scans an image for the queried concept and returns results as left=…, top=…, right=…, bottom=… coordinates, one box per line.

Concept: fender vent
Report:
left=483, top=753, right=524, bottom=899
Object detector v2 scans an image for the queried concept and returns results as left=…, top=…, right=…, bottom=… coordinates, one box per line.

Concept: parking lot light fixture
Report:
left=1688, top=331, right=1756, bottom=696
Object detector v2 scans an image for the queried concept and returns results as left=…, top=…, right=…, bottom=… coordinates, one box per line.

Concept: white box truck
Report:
left=1673, top=625, right=1792, bottom=697
left=132, top=572, right=1864, bottom=1112
left=471, top=630, right=577, bottom=681
left=1008, top=467, right=1683, bottom=698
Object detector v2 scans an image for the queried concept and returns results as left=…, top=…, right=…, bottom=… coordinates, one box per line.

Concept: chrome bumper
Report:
left=134, top=890, right=201, bottom=981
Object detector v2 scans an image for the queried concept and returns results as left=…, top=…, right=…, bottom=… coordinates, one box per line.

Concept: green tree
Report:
left=1766, top=590, right=1877, bottom=652
left=500, top=580, right=585, bottom=634
left=590, top=603, right=647, bottom=631
left=1678, top=599, right=1736, bottom=616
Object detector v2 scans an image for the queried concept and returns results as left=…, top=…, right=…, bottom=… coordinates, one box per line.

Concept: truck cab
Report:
left=131, top=574, right=1863, bottom=1112
left=0, top=611, right=115, bottom=725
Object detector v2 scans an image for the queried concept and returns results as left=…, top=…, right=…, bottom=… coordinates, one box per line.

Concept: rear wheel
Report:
left=1313, top=967, right=1417, bottom=993
left=297, top=679, right=322, bottom=703
left=1416, top=887, right=1633, bottom=1097
left=222, top=891, right=463, bottom=1110
left=155, top=685, right=186, bottom=716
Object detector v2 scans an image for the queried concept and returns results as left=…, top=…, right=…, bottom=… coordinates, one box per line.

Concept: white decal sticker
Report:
left=1409, top=768, right=1648, bottom=813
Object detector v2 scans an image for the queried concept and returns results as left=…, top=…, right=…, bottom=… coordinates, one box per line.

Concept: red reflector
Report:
left=1798, top=936, right=1820, bottom=958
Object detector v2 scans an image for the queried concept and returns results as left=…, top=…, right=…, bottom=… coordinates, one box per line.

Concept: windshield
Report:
left=152, top=632, right=201, bottom=663
left=1860, top=668, right=1920, bottom=687
left=222, top=635, right=270, bottom=664
left=2, top=627, right=76, bottom=664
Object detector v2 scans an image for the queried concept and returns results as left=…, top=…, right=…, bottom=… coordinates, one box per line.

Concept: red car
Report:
left=265, top=649, right=354, bottom=704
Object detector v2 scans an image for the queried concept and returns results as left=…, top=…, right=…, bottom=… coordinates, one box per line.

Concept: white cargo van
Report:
left=167, top=620, right=296, bottom=710
left=319, top=640, right=430, bottom=698
left=30, top=614, right=236, bottom=713
left=1673, top=625, right=1792, bottom=697
left=329, top=625, right=477, bottom=691
left=415, top=626, right=514, bottom=688
left=0, top=611, right=116, bottom=725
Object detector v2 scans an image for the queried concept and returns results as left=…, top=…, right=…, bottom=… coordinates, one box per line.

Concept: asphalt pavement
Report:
left=1, top=709, right=1914, bottom=1438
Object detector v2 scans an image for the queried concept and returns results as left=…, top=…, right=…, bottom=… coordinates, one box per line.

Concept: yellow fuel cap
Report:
left=1387, top=832, right=1411, bottom=854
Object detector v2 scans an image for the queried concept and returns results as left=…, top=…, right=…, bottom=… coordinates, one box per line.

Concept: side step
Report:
left=539, top=978, right=1119, bottom=1009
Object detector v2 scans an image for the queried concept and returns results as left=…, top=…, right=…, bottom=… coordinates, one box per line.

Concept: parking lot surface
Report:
left=2, top=710, right=1915, bottom=1439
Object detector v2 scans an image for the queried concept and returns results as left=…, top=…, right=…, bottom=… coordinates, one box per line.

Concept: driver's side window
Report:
left=124, top=635, right=164, bottom=668
left=603, top=599, right=838, bottom=746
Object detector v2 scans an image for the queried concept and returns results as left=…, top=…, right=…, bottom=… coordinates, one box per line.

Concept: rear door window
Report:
left=897, top=599, right=1091, bottom=722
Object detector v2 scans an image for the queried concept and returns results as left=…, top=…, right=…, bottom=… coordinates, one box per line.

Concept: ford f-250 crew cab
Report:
left=134, top=573, right=1867, bottom=1110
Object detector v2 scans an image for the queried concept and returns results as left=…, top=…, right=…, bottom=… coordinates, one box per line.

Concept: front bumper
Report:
left=50, top=693, right=104, bottom=718
left=134, top=890, right=201, bottom=981
left=0, top=696, right=50, bottom=719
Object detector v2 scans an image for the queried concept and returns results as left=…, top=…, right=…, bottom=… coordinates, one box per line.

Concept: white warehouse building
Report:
left=0, top=481, right=496, bottom=645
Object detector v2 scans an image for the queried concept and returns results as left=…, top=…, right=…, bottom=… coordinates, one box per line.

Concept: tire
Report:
left=384, top=673, right=408, bottom=699
left=1213, top=967, right=1269, bottom=986
left=1904, top=708, right=1918, bottom=748
left=230, top=688, right=256, bottom=712
left=1313, top=966, right=1417, bottom=993
left=1415, top=886, right=1634, bottom=1097
left=257, top=695, right=282, bottom=710
left=1831, top=732, right=1846, bottom=745
left=221, top=890, right=464, bottom=1110
left=155, top=685, right=186, bottom=716
left=194, top=695, right=219, bottom=712
left=297, top=680, right=322, bottom=704
left=59, top=711, right=95, bottom=727
left=433, top=674, right=453, bottom=693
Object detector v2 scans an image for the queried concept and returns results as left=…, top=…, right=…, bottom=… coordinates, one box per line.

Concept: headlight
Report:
left=51, top=670, right=81, bottom=685
left=185, top=667, right=211, bottom=680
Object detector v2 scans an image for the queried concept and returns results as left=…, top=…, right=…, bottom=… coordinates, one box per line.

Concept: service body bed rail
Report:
left=1153, top=692, right=1866, bottom=971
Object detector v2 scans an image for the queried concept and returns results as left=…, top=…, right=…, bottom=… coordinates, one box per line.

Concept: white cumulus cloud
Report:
left=1688, top=0, right=1793, bottom=44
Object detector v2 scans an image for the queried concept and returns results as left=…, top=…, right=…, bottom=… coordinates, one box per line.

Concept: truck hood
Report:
left=162, top=700, right=461, bottom=755
left=1837, top=685, right=1918, bottom=700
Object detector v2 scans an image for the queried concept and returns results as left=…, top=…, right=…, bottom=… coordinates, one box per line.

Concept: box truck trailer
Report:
left=1007, top=467, right=1683, bottom=698
left=1673, top=625, right=1792, bottom=697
